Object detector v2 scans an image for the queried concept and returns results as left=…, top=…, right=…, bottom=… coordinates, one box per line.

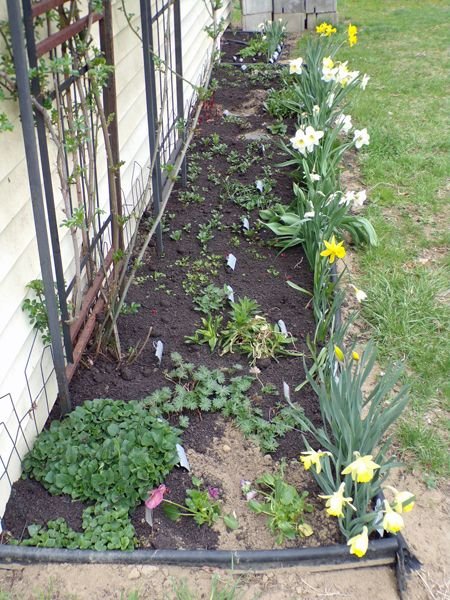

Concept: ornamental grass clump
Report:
left=296, top=337, right=413, bottom=556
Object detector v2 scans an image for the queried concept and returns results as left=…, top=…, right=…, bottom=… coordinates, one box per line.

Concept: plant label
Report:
left=255, top=180, right=264, bottom=193
left=241, top=64, right=247, bottom=71
left=145, top=506, right=153, bottom=527
left=226, top=285, right=235, bottom=302
left=277, top=319, right=288, bottom=336
left=226, top=253, right=237, bottom=271
left=154, top=340, right=164, bottom=364
left=176, top=443, right=190, bottom=471
left=242, top=217, right=250, bottom=230
left=283, top=381, right=290, bottom=402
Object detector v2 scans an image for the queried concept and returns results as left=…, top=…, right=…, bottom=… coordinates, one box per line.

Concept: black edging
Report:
left=0, top=536, right=399, bottom=568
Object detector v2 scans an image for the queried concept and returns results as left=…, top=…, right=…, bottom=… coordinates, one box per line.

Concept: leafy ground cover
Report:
left=334, top=0, right=450, bottom=480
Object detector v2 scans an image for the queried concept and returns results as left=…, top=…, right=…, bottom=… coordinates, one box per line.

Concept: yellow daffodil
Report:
left=300, top=449, right=331, bottom=474
left=341, top=451, right=380, bottom=483
left=383, top=500, right=405, bottom=533
left=386, top=486, right=415, bottom=513
left=320, top=236, right=346, bottom=263
left=348, top=23, right=358, bottom=47
left=316, top=22, right=337, bottom=37
left=347, top=526, right=369, bottom=558
left=319, top=482, right=356, bottom=518
left=352, top=351, right=360, bottom=361
left=334, top=345, right=345, bottom=362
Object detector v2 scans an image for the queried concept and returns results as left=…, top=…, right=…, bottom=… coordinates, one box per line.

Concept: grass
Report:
left=335, top=1, right=450, bottom=478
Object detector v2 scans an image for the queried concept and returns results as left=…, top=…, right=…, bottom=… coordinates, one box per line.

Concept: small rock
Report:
left=263, top=454, right=272, bottom=463
left=120, top=366, right=133, bottom=381
left=127, top=568, right=141, bottom=580
left=223, top=444, right=231, bottom=453
left=141, top=366, right=153, bottom=377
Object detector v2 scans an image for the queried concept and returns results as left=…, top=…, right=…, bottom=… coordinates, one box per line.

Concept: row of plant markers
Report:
left=261, top=23, right=414, bottom=558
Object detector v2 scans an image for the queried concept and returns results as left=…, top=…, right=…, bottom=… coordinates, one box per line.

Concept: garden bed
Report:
left=1, top=28, right=417, bottom=586
left=4, top=45, right=332, bottom=553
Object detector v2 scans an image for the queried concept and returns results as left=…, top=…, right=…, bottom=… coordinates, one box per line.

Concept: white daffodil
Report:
left=313, top=104, right=320, bottom=115
left=339, top=191, right=355, bottom=206
left=353, top=190, right=367, bottom=207
left=361, top=73, right=370, bottom=90
left=304, top=125, right=324, bottom=151
left=336, top=113, right=353, bottom=134
left=289, top=57, right=304, bottom=75
left=323, top=56, right=335, bottom=70
left=290, top=129, right=308, bottom=155
left=257, top=22, right=265, bottom=31
left=304, top=201, right=315, bottom=219
left=310, top=172, right=321, bottom=182
left=326, top=92, right=335, bottom=108
left=321, top=67, right=337, bottom=83
left=354, top=128, right=370, bottom=149
left=350, top=284, right=368, bottom=302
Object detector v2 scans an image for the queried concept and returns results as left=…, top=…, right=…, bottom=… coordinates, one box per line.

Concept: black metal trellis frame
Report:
left=20, top=0, right=122, bottom=372
left=140, top=0, right=185, bottom=256
left=2, top=0, right=191, bottom=481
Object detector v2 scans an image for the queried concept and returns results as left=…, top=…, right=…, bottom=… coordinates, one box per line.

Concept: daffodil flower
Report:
left=336, top=113, right=353, bottom=134
left=348, top=23, right=358, bottom=47
left=310, top=172, right=321, bottom=182
left=319, top=482, right=356, bottom=517
left=300, top=449, right=331, bottom=474
left=352, top=351, right=360, bottom=361
left=361, top=73, right=370, bottom=90
left=313, top=104, right=320, bottom=116
left=320, top=235, right=346, bottom=263
left=334, top=345, right=345, bottom=362
left=289, top=57, right=304, bottom=75
left=342, top=451, right=380, bottom=483
left=383, top=500, right=405, bottom=533
left=386, top=486, right=415, bottom=513
left=326, top=92, right=335, bottom=108
left=347, top=526, right=369, bottom=557
left=339, top=191, right=355, bottom=206
left=290, top=129, right=308, bottom=155
left=304, top=125, right=324, bottom=151
left=316, top=22, right=337, bottom=37
left=323, top=56, right=335, bottom=70
left=350, top=284, right=367, bottom=303
left=354, top=128, right=370, bottom=149
left=353, top=190, right=367, bottom=207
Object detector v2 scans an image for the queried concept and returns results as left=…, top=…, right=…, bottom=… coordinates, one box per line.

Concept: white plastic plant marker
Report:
left=283, top=381, right=290, bottom=402
left=255, top=179, right=264, bottom=193
left=226, top=285, right=235, bottom=302
left=273, top=51, right=279, bottom=61
left=145, top=506, right=153, bottom=527
left=227, top=253, right=237, bottom=271
left=241, top=64, right=247, bottom=71
left=242, top=217, right=250, bottom=230
left=277, top=44, right=282, bottom=52
left=154, top=340, right=164, bottom=364
left=277, top=319, right=288, bottom=337
left=176, top=443, right=190, bottom=471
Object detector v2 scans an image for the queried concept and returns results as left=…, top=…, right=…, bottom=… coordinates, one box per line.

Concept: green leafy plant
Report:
left=19, top=502, right=136, bottom=551
left=248, top=467, right=313, bottom=544
left=22, top=279, right=52, bottom=344
left=23, top=399, right=180, bottom=509
left=192, top=284, right=228, bottom=314
left=170, top=229, right=183, bottom=241
left=144, top=353, right=305, bottom=454
left=185, top=315, right=223, bottom=351
left=220, top=297, right=301, bottom=363
left=120, top=301, right=141, bottom=315
left=162, top=477, right=222, bottom=526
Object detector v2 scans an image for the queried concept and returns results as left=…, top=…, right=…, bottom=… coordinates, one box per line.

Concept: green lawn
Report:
left=336, top=0, right=450, bottom=479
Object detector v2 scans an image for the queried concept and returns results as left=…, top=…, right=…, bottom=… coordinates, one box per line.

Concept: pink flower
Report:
left=208, top=486, right=220, bottom=500
left=145, top=484, right=167, bottom=509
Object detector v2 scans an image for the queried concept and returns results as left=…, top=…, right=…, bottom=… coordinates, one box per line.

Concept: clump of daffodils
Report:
left=316, top=22, right=337, bottom=37
left=321, top=57, right=360, bottom=87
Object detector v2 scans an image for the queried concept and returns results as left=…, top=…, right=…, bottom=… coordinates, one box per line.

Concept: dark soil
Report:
left=3, top=31, right=335, bottom=551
